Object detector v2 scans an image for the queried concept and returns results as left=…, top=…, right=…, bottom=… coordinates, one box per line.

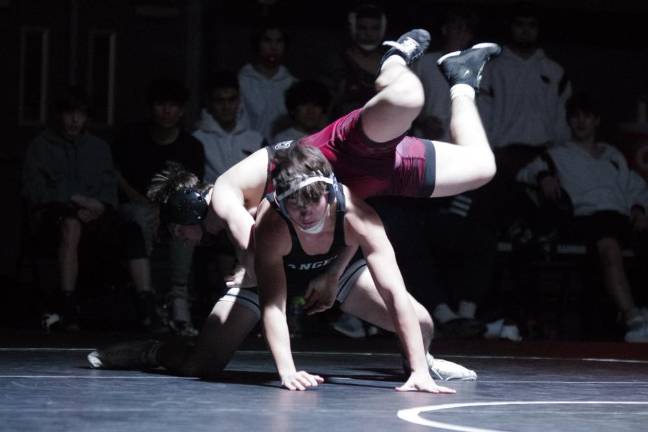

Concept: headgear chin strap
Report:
left=161, top=187, right=209, bottom=225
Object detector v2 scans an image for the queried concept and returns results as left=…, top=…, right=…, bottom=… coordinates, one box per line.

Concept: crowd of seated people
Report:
left=18, top=1, right=648, bottom=344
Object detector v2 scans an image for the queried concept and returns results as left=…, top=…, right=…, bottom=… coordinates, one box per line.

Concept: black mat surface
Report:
left=1, top=334, right=647, bottom=432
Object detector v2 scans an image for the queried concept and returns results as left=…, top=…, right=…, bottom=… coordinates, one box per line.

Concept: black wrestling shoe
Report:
left=381, top=28, right=430, bottom=67
left=87, top=340, right=160, bottom=370
left=437, top=42, right=501, bottom=90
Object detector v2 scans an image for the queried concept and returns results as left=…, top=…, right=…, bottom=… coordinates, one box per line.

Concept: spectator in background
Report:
left=238, top=23, right=297, bottom=142
left=22, top=87, right=122, bottom=331
left=112, top=78, right=205, bottom=336
left=477, top=2, right=571, bottom=237
left=414, top=8, right=478, bottom=141
left=273, top=79, right=331, bottom=143
left=517, top=93, right=648, bottom=343
left=194, top=70, right=265, bottom=185
left=479, top=2, right=571, bottom=159
left=320, top=2, right=388, bottom=117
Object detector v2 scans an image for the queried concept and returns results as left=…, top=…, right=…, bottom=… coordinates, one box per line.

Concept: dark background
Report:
left=2, top=0, right=647, bottom=292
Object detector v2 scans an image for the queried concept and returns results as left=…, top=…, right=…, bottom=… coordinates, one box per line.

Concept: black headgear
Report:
left=161, top=187, right=208, bottom=225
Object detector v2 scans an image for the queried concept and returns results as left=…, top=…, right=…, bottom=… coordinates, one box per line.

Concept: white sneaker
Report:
left=427, top=353, right=477, bottom=381
left=500, top=324, right=523, bottom=342
left=87, top=340, right=160, bottom=369
left=484, top=318, right=522, bottom=342
left=625, top=317, right=648, bottom=343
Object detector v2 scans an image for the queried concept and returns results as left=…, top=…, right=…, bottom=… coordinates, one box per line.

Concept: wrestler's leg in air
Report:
left=360, top=30, right=500, bottom=197
left=431, top=43, right=501, bottom=196
left=361, top=29, right=430, bottom=143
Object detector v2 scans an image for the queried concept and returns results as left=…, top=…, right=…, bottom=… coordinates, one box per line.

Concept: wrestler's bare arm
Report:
left=343, top=189, right=436, bottom=390
left=210, top=148, right=270, bottom=250
left=255, top=203, right=324, bottom=390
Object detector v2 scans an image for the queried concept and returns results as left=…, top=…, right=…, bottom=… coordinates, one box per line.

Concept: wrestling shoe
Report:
left=427, top=354, right=478, bottom=381
left=381, top=28, right=430, bottom=67
left=87, top=340, right=160, bottom=370
left=437, top=42, right=501, bottom=90
left=402, top=353, right=478, bottom=381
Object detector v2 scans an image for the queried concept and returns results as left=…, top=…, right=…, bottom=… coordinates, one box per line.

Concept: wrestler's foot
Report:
left=381, top=28, right=430, bottom=67
left=402, top=353, right=478, bottom=381
left=437, top=42, right=501, bottom=90
left=87, top=340, right=160, bottom=370
left=428, top=354, right=478, bottom=381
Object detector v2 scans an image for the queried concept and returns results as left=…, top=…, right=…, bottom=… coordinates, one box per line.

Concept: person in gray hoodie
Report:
left=22, top=87, right=122, bottom=331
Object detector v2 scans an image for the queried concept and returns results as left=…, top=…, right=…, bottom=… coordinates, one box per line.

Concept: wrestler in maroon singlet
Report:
left=266, top=109, right=437, bottom=199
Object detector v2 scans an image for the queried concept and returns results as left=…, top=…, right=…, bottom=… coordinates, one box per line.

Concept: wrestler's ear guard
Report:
left=327, top=173, right=339, bottom=204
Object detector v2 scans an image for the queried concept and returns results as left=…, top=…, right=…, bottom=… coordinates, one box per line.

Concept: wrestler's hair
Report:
left=146, top=161, right=210, bottom=204
left=271, top=144, right=333, bottom=208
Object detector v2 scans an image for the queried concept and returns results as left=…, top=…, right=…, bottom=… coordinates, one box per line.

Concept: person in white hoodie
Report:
left=478, top=2, right=571, bottom=157
left=238, top=23, right=296, bottom=143
left=194, top=71, right=265, bottom=184
left=517, top=93, right=648, bottom=343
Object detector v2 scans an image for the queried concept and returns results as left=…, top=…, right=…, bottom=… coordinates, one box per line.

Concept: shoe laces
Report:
left=383, top=37, right=419, bottom=56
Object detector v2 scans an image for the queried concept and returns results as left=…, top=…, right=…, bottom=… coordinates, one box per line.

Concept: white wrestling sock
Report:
left=458, top=301, right=477, bottom=319
left=381, top=55, right=407, bottom=70
left=433, top=303, right=459, bottom=324
left=450, top=83, right=475, bottom=100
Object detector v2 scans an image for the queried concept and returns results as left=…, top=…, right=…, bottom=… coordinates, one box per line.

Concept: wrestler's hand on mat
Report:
left=280, top=371, right=325, bottom=391
left=304, top=272, right=338, bottom=315
left=396, top=372, right=456, bottom=394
